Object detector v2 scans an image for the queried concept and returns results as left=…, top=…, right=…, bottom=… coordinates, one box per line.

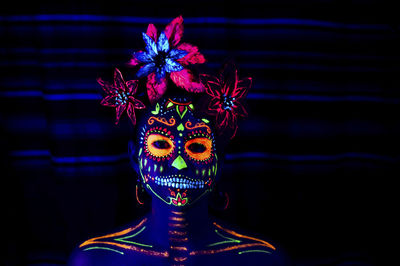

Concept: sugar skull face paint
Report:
left=137, top=97, right=218, bottom=207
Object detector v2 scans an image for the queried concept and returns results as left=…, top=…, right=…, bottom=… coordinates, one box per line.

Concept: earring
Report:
left=136, top=183, right=145, bottom=205
left=209, top=189, right=230, bottom=211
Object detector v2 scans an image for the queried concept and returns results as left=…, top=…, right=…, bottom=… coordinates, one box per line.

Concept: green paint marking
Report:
left=83, top=246, right=124, bottom=255
left=202, top=118, right=210, bottom=123
left=146, top=184, right=171, bottom=205
left=172, top=155, right=187, bottom=170
left=189, top=103, right=194, bottom=110
left=148, top=166, right=151, bottom=172
left=154, top=164, right=157, bottom=172
left=176, top=105, right=187, bottom=119
left=177, top=123, right=185, bottom=132
left=207, top=229, right=241, bottom=247
left=208, top=168, right=211, bottom=176
left=138, top=148, right=142, bottom=157
left=144, top=158, right=147, bottom=167
left=179, top=133, right=183, bottom=137
left=167, top=101, right=174, bottom=108
left=196, top=169, right=199, bottom=175
left=238, top=249, right=272, bottom=255
left=115, top=226, right=153, bottom=248
left=151, top=103, right=160, bottom=115
left=202, top=169, right=206, bottom=177
left=160, top=165, right=164, bottom=173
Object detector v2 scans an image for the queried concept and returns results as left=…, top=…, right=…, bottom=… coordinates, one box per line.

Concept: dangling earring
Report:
left=209, top=188, right=230, bottom=211
left=136, top=182, right=145, bottom=205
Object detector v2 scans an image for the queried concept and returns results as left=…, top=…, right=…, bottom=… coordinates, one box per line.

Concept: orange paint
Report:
left=148, top=116, right=176, bottom=127
left=147, top=134, right=174, bottom=157
left=213, top=222, right=276, bottom=250
left=185, top=137, right=212, bottom=161
left=79, top=218, right=169, bottom=257
left=184, top=121, right=211, bottom=133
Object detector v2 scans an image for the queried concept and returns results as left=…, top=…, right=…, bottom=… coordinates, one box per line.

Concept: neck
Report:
left=147, top=197, right=214, bottom=250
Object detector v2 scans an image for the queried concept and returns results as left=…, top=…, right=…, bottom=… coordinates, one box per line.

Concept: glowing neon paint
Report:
left=129, top=16, right=205, bottom=103
left=98, top=68, right=145, bottom=125
left=138, top=96, right=217, bottom=207
left=83, top=246, right=124, bottom=255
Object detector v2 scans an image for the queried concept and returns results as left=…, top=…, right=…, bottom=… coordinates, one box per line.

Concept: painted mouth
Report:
left=154, top=175, right=206, bottom=189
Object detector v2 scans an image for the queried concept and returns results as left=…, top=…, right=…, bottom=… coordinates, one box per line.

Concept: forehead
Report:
left=140, top=97, right=212, bottom=135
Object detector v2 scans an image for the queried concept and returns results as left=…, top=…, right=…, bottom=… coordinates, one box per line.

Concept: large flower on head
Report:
left=98, top=68, right=145, bottom=125
left=200, top=63, right=252, bottom=138
left=129, top=16, right=206, bottom=104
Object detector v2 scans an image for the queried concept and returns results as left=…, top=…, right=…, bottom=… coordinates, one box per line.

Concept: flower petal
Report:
left=127, top=102, right=137, bottom=126
left=114, top=68, right=126, bottom=91
left=142, top=32, right=158, bottom=57
left=115, top=104, right=127, bottom=124
left=165, top=58, right=183, bottom=73
left=155, top=66, right=166, bottom=81
left=134, top=51, right=153, bottom=63
left=157, top=32, right=170, bottom=53
left=146, top=72, right=167, bottom=104
left=170, top=69, right=205, bottom=93
left=233, top=77, right=252, bottom=99
left=97, top=78, right=114, bottom=94
left=176, top=42, right=206, bottom=65
left=168, top=49, right=188, bottom=60
left=133, top=98, right=146, bottom=109
left=233, top=101, right=248, bottom=118
left=126, top=80, right=138, bottom=94
left=136, top=62, right=156, bottom=78
left=164, top=15, right=184, bottom=47
left=146, top=23, right=158, bottom=42
left=100, top=95, right=117, bottom=107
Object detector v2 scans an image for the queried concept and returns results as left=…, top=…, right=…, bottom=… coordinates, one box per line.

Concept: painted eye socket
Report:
left=147, top=134, right=174, bottom=158
left=185, top=138, right=212, bottom=161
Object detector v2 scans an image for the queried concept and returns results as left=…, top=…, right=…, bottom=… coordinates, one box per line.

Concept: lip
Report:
left=154, top=175, right=206, bottom=189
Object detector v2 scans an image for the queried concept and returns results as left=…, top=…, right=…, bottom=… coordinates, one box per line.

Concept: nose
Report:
left=171, top=155, right=187, bottom=170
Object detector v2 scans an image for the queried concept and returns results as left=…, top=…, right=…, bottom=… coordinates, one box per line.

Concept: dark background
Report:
left=1, top=1, right=399, bottom=265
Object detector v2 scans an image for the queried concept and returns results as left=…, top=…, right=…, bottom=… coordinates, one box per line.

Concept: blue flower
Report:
left=135, top=32, right=188, bottom=81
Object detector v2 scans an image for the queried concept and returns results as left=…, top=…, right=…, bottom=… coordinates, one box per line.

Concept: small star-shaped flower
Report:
left=200, top=62, right=252, bottom=138
left=98, top=68, right=145, bottom=125
left=129, top=16, right=206, bottom=104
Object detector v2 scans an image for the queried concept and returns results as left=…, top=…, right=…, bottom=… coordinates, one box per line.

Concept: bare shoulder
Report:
left=190, top=220, right=290, bottom=265
left=67, top=217, right=167, bottom=266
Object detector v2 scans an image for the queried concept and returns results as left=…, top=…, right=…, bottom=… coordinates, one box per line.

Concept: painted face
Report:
left=137, top=96, right=218, bottom=208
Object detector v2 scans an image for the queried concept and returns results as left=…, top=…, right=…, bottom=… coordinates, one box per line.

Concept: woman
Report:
left=68, top=16, right=288, bottom=266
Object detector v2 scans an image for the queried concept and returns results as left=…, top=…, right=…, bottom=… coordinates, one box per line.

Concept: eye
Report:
left=152, top=139, right=171, bottom=149
left=185, top=138, right=212, bottom=161
left=187, top=143, right=206, bottom=153
left=147, top=134, right=174, bottom=158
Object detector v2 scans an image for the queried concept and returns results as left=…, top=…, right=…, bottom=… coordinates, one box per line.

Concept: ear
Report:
left=128, top=140, right=139, bottom=174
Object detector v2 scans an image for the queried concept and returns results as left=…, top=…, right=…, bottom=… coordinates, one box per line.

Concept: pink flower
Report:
left=200, top=63, right=252, bottom=138
left=129, top=16, right=206, bottom=104
left=98, top=68, right=145, bottom=125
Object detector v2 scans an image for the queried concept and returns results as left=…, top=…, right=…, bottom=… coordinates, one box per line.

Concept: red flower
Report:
left=98, top=68, right=145, bottom=125
left=200, top=63, right=252, bottom=138
left=128, top=16, right=206, bottom=104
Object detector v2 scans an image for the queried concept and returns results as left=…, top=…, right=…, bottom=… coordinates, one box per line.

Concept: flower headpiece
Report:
left=98, top=16, right=252, bottom=138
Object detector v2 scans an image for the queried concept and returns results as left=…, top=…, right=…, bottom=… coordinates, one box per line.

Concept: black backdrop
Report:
left=1, top=1, right=399, bottom=265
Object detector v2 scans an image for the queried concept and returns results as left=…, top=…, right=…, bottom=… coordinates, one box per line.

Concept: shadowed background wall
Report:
left=1, top=1, right=399, bottom=265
